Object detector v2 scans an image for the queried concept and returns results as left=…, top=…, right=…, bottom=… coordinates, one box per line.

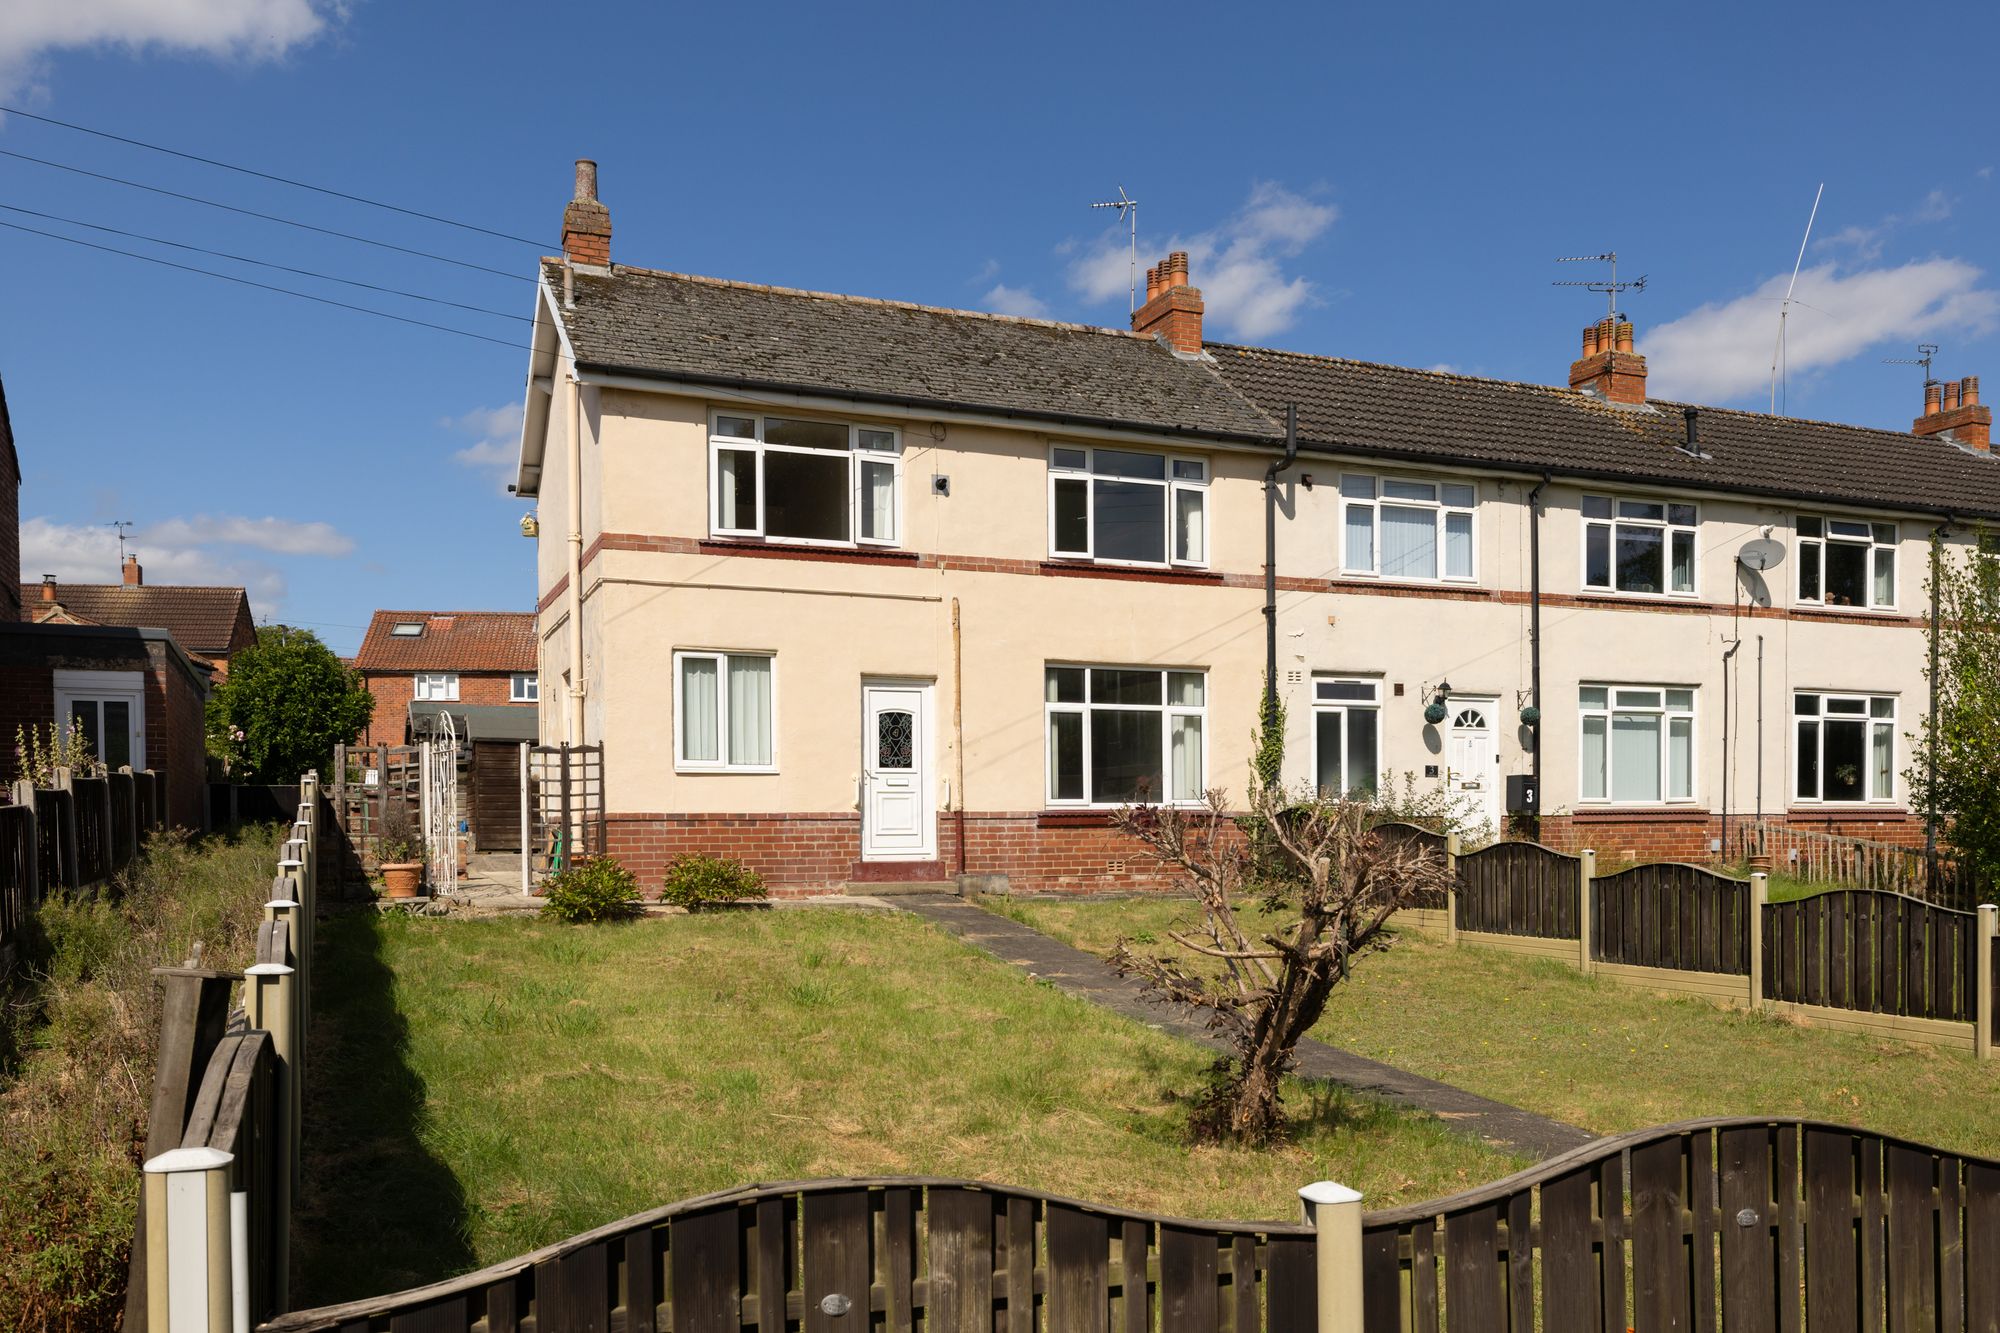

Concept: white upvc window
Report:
left=1581, top=496, right=1698, bottom=596
left=413, top=673, right=459, bottom=702
left=1311, top=677, right=1382, bottom=798
left=510, top=673, right=538, bottom=703
left=1048, top=446, right=1208, bottom=566
left=708, top=413, right=901, bottom=547
left=675, top=650, right=775, bottom=771
left=54, top=669, right=145, bottom=770
left=1044, top=665, right=1206, bottom=805
left=1340, top=476, right=1476, bottom=582
left=1578, top=685, right=1696, bottom=804
left=1797, top=517, right=1897, bottom=610
left=1794, top=692, right=1896, bottom=803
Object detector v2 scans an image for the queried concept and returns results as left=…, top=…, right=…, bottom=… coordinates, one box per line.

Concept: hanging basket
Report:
left=1423, top=701, right=1448, bottom=725
left=1520, top=704, right=1542, bottom=727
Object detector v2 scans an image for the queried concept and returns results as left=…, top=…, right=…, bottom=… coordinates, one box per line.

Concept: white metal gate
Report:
left=419, top=712, right=458, bottom=891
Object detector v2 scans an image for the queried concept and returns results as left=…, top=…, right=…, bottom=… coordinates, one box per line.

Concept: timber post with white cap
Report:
left=142, top=1145, right=234, bottom=1333
left=1298, top=1180, right=1365, bottom=1333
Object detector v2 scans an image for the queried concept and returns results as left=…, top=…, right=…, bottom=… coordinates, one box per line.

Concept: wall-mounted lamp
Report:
left=1300, top=473, right=1315, bottom=490
left=1424, top=678, right=1453, bottom=725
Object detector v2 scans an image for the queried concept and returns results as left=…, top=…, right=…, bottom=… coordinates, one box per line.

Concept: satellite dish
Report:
left=1737, top=538, right=1785, bottom=571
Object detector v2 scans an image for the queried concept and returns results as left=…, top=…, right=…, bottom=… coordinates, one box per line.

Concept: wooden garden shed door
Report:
left=470, top=741, right=522, bottom=851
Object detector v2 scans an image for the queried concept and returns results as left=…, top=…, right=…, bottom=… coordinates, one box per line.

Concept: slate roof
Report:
left=353, top=610, right=536, bottom=673
left=1203, top=344, right=2000, bottom=519
left=547, top=261, right=1278, bottom=441
left=23, top=582, right=254, bottom=656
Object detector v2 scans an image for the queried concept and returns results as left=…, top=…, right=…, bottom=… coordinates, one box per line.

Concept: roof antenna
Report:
left=1883, top=343, right=1940, bottom=388
left=1769, top=183, right=1825, bottom=416
left=1553, top=252, right=1647, bottom=319
left=1089, top=186, right=1140, bottom=313
left=107, top=520, right=134, bottom=568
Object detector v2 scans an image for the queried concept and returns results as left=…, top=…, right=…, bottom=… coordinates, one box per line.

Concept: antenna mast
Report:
left=1089, top=186, right=1140, bottom=313
left=1883, top=343, right=1940, bottom=385
left=1553, top=252, right=1647, bottom=318
left=107, top=520, right=134, bottom=569
left=1769, top=182, right=1825, bottom=415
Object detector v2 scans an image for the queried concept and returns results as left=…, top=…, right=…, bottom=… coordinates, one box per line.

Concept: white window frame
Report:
left=707, top=412, right=903, bottom=548
left=509, top=673, right=538, bottom=703
left=53, top=668, right=146, bottom=770
left=1047, top=445, right=1209, bottom=568
left=413, top=672, right=459, bottom=702
left=1043, top=664, right=1207, bottom=806
left=1577, top=683, right=1698, bottom=805
left=673, top=649, right=778, bottom=773
left=390, top=621, right=423, bottom=637
left=1338, top=475, right=1478, bottom=583
left=1796, top=516, right=1898, bottom=611
left=1580, top=495, right=1699, bottom=598
left=1792, top=692, right=1898, bottom=804
left=1310, top=676, right=1384, bottom=797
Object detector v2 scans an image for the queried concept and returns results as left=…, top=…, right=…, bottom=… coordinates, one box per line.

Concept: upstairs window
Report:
left=1049, top=447, right=1207, bottom=566
left=414, top=672, right=459, bottom=702
left=510, top=673, right=538, bottom=703
left=1797, top=517, right=1896, bottom=609
left=1044, top=665, right=1206, bottom=805
left=390, top=621, right=423, bottom=637
left=709, top=413, right=901, bottom=546
left=1582, top=496, right=1697, bottom=596
left=1579, top=685, right=1695, bottom=803
left=1340, top=476, right=1476, bottom=581
left=1794, top=692, right=1895, bottom=803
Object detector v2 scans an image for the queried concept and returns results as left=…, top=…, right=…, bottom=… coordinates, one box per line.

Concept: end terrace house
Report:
left=513, top=160, right=2000, bottom=894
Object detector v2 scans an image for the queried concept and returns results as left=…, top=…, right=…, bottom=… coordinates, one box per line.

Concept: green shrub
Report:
left=540, top=857, right=643, bottom=923
left=660, top=852, right=766, bottom=909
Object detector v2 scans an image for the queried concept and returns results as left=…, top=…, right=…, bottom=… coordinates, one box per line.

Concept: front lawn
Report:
left=992, top=896, right=2000, bottom=1155
left=295, top=908, right=1516, bottom=1307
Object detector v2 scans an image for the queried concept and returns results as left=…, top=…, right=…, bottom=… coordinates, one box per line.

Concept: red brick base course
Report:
left=1536, top=809, right=1925, bottom=865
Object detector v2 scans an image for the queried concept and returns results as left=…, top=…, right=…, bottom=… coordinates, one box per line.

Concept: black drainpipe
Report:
left=1925, top=518, right=1951, bottom=864
left=1527, top=473, right=1549, bottom=834
left=1264, top=405, right=1300, bottom=738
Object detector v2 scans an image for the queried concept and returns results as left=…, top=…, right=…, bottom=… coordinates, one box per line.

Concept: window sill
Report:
left=1789, top=604, right=1905, bottom=620
left=1039, top=560, right=1222, bottom=584
left=1783, top=805, right=1911, bottom=819
left=1573, top=590, right=1701, bottom=604
left=674, top=766, right=780, bottom=776
left=699, top=538, right=919, bottom=565
left=1567, top=807, right=1710, bottom=821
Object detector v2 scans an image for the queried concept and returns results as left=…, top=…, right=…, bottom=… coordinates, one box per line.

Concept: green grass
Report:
left=294, top=909, right=1518, bottom=1306
left=993, top=895, right=2000, bottom=1157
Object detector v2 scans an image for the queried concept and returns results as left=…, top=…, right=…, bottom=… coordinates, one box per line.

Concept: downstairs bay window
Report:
left=675, top=650, right=775, bottom=771
left=1579, top=685, right=1695, bottom=804
left=1794, top=693, right=1895, bottom=803
left=710, top=413, right=901, bottom=546
left=1045, top=666, right=1206, bottom=805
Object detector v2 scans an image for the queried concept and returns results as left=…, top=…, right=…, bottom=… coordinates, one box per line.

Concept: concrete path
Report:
left=901, top=894, right=1594, bottom=1161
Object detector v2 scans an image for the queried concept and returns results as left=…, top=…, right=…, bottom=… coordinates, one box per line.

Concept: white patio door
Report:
left=861, top=681, right=935, bottom=860
left=1446, top=698, right=1500, bottom=834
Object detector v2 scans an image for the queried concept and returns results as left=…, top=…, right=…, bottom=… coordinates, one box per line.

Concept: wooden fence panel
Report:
left=1455, top=841, right=1579, bottom=939
left=0, top=804, right=33, bottom=950
left=71, top=776, right=111, bottom=886
left=1762, top=889, right=1977, bottom=1021
left=108, top=770, right=135, bottom=871
left=34, top=788, right=69, bottom=893
left=1592, top=862, right=1751, bottom=974
left=1372, top=822, right=1451, bottom=909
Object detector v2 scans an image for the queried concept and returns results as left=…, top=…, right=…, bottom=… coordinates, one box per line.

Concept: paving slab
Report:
left=901, top=894, right=1594, bottom=1160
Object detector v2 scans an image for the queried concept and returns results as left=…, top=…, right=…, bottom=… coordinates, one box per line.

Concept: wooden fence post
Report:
left=10, top=780, right=37, bottom=908
left=1578, top=848, right=1596, bottom=975
left=519, top=742, right=532, bottom=896
left=1444, top=832, right=1460, bottom=946
left=1749, top=872, right=1769, bottom=1013
left=245, top=950, right=295, bottom=1315
left=1299, top=1181, right=1364, bottom=1333
left=1977, top=904, right=1997, bottom=1062
left=140, top=1145, right=235, bottom=1333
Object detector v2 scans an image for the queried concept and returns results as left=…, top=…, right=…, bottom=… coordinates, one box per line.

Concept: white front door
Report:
left=861, top=681, right=935, bottom=860
left=1445, top=698, right=1500, bottom=836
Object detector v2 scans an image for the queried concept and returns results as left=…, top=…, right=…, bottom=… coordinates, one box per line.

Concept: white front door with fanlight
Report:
left=861, top=681, right=935, bottom=861
left=1445, top=698, right=1499, bottom=835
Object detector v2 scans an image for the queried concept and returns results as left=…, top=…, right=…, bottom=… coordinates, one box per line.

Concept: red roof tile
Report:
left=21, top=582, right=254, bottom=655
left=352, top=610, right=537, bottom=673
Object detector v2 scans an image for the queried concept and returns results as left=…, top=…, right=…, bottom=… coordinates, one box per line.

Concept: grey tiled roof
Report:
left=1205, top=344, right=2000, bottom=519
left=548, top=262, right=1279, bottom=441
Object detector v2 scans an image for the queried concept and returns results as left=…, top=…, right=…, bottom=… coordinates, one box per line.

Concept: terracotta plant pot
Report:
left=1747, top=853, right=1774, bottom=873
left=380, top=862, right=425, bottom=899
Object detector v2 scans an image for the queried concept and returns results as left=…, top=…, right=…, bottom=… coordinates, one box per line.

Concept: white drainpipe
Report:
left=566, top=362, right=586, bottom=746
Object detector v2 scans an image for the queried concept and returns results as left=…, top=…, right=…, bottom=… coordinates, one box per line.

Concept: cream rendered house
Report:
left=514, top=161, right=2000, bottom=893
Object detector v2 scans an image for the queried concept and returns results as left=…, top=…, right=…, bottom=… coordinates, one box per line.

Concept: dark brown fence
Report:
left=134, top=770, right=156, bottom=835
left=71, top=775, right=112, bottom=886
left=0, top=804, right=35, bottom=952
left=1373, top=821, right=1450, bottom=908
left=1360, top=1116, right=2000, bottom=1332
left=1591, top=862, right=1750, bottom=975
left=1455, top=841, right=1579, bottom=939
left=1764, top=889, right=1979, bottom=1022
left=34, top=788, right=71, bottom=892
left=108, top=769, right=136, bottom=872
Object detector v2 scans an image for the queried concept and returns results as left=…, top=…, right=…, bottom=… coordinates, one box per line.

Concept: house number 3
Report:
left=820, top=1294, right=853, bottom=1317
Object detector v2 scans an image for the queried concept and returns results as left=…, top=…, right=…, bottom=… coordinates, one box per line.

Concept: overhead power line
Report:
left=0, top=202, right=532, bottom=323
left=0, top=217, right=529, bottom=351
left=0, top=102, right=552, bottom=249
left=0, top=146, right=535, bottom=282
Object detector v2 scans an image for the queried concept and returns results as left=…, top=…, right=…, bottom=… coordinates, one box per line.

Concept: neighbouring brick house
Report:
left=351, top=610, right=538, bottom=745
left=24, top=556, right=257, bottom=678
left=512, top=159, right=2000, bottom=894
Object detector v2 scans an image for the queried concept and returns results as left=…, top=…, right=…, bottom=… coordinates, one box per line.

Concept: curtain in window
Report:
left=1580, top=715, right=1607, bottom=800
left=1872, top=723, right=1893, bottom=799
left=1169, top=715, right=1203, bottom=802
left=860, top=459, right=896, bottom=542
left=1872, top=548, right=1896, bottom=606
left=718, top=448, right=755, bottom=530
left=1344, top=708, right=1379, bottom=795
left=727, top=656, right=773, bottom=766
left=1444, top=512, right=1473, bottom=579
left=1379, top=505, right=1437, bottom=578
left=1173, top=488, right=1205, bottom=563
left=1343, top=505, right=1374, bottom=572
left=1315, top=711, right=1344, bottom=793
left=680, top=658, right=719, bottom=762
left=1668, top=716, right=1693, bottom=800
left=1611, top=713, right=1661, bottom=802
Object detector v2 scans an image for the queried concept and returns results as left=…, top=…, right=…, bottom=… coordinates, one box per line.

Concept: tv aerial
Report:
left=1089, top=186, right=1140, bottom=313
left=1553, top=252, right=1647, bottom=319
left=1883, top=343, right=1940, bottom=385
left=107, top=519, right=135, bottom=566
left=1769, top=183, right=1825, bottom=414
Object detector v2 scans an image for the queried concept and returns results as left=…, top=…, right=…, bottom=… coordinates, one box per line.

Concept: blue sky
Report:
left=1, top=1, right=1995, bottom=655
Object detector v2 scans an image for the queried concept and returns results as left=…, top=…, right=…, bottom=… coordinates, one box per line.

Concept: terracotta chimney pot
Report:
left=1130, top=252, right=1205, bottom=355
left=1615, top=321, right=1635, bottom=353
left=1925, top=381, right=1944, bottom=415
left=1946, top=381, right=1962, bottom=411
left=1582, top=325, right=1600, bottom=356
left=40, top=575, right=56, bottom=603
left=1963, top=376, right=1979, bottom=407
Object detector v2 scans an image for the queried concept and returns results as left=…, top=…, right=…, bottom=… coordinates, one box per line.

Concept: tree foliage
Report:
left=207, top=626, right=375, bottom=782
left=1908, top=530, right=2000, bottom=884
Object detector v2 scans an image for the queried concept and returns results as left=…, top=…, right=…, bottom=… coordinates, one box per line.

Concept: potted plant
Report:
left=376, top=803, right=426, bottom=899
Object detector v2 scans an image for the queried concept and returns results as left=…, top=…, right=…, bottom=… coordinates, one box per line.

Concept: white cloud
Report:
left=1067, top=182, right=1338, bottom=340
left=983, top=283, right=1049, bottom=319
left=1645, top=258, right=2000, bottom=403
left=0, top=0, right=334, bottom=101
left=142, top=514, right=352, bottom=556
left=1426, top=363, right=1463, bottom=375
left=446, top=401, right=525, bottom=492
left=22, top=516, right=287, bottom=607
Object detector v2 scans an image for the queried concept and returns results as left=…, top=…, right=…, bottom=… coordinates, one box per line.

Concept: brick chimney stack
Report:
left=1569, top=316, right=1648, bottom=405
left=1913, top=375, right=1991, bottom=451
left=562, top=159, right=611, bottom=268
left=40, top=574, right=56, bottom=602
left=122, top=553, right=142, bottom=586
left=1131, top=250, right=1205, bottom=355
